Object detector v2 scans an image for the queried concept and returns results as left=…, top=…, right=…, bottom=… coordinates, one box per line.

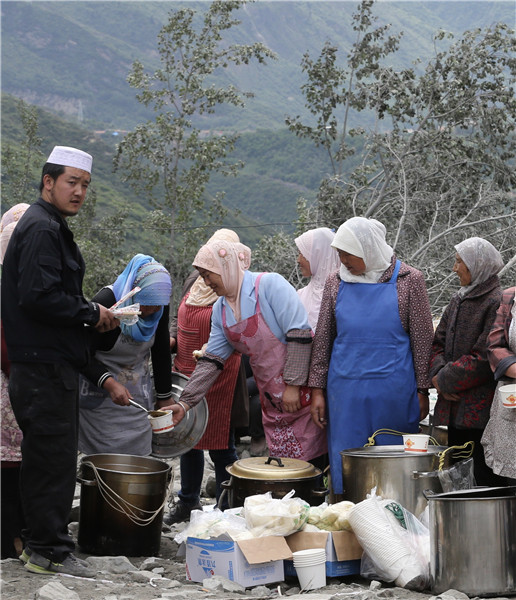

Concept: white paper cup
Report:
left=500, top=384, right=516, bottom=409
left=148, top=410, right=174, bottom=434
left=293, top=549, right=326, bottom=591
left=403, top=433, right=429, bottom=453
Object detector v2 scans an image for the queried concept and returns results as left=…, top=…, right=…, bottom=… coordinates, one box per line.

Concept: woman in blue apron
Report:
left=308, top=217, right=434, bottom=497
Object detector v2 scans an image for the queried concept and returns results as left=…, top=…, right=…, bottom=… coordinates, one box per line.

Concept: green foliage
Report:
left=114, top=0, right=276, bottom=302
left=270, top=1, right=516, bottom=311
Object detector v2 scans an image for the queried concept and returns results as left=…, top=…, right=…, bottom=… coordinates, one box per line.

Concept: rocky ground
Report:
left=0, top=438, right=509, bottom=600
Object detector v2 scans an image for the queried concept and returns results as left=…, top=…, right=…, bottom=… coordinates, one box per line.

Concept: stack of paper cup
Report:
left=292, top=548, right=326, bottom=591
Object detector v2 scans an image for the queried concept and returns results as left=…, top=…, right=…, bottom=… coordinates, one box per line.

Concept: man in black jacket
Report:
left=1, top=146, right=119, bottom=577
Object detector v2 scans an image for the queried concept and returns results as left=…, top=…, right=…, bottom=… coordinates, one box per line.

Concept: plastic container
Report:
left=499, top=383, right=516, bottom=408
left=402, top=433, right=429, bottom=453
left=292, top=548, right=326, bottom=591
left=148, top=409, right=173, bottom=434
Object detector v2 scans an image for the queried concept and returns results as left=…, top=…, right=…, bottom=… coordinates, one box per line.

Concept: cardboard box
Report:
left=186, top=534, right=293, bottom=588
left=284, top=530, right=362, bottom=577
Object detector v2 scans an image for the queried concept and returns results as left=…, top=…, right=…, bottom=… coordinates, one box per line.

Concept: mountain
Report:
left=2, top=1, right=513, bottom=132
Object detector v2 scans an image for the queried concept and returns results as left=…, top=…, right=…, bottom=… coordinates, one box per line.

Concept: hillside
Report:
left=2, top=1, right=513, bottom=132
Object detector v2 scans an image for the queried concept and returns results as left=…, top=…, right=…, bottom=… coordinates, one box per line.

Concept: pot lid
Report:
left=227, top=456, right=321, bottom=480
left=340, top=444, right=446, bottom=457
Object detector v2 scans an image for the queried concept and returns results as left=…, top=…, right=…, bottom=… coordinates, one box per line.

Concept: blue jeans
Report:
left=178, top=430, right=237, bottom=510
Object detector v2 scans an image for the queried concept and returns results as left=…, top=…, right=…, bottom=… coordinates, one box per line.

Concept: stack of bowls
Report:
left=292, top=548, right=326, bottom=591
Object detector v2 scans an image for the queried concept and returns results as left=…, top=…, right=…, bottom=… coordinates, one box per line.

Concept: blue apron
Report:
left=327, top=260, right=419, bottom=494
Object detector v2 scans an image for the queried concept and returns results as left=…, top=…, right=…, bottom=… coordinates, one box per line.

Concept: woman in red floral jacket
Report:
left=430, top=237, right=505, bottom=486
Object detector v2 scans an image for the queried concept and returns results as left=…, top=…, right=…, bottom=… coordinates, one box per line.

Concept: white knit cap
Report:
left=47, top=146, right=92, bottom=173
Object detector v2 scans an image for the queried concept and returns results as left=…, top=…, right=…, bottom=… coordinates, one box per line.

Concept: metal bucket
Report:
left=78, top=453, right=171, bottom=556
left=340, top=445, right=450, bottom=516
left=426, top=486, right=516, bottom=597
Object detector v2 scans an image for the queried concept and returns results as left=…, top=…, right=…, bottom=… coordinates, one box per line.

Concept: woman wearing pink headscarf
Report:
left=166, top=239, right=327, bottom=469
left=295, top=227, right=340, bottom=332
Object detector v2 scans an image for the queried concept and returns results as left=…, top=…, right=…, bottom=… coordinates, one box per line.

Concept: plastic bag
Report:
left=173, top=507, right=252, bottom=545
left=307, top=500, right=355, bottom=531
left=348, top=489, right=430, bottom=591
left=112, top=303, right=140, bottom=325
left=244, top=490, right=310, bottom=537
left=438, top=457, right=476, bottom=492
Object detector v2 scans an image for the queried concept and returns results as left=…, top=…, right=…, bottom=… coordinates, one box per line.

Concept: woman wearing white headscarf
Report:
left=295, top=227, right=340, bottom=331
left=165, top=239, right=328, bottom=469
left=308, top=217, right=434, bottom=498
left=430, top=237, right=505, bottom=486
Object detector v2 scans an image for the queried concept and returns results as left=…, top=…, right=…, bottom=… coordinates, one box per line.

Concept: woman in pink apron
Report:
left=167, top=239, right=327, bottom=468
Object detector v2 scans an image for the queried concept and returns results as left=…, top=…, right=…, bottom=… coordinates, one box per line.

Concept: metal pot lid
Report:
left=151, top=372, right=209, bottom=459
left=226, top=456, right=321, bottom=480
left=340, top=444, right=447, bottom=457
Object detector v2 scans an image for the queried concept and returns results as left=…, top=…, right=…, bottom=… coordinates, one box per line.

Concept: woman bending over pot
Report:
left=166, top=239, right=327, bottom=470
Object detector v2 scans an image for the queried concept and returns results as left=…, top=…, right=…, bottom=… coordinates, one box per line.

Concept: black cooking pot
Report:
left=221, top=456, right=327, bottom=507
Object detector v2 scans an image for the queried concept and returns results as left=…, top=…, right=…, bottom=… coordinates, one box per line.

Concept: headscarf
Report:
left=112, top=254, right=172, bottom=342
left=295, top=227, right=340, bottom=330
left=454, top=237, right=504, bottom=297
left=332, top=216, right=393, bottom=283
left=193, top=240, right=251, bottom=321
left=187, top=229, right=240, bottom=307
left=0, top=203, right=30, bottom=265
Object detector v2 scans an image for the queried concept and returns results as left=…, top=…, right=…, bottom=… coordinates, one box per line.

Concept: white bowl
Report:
left=403, top=433, right=429, bottom=453
left=500, top=384, right=516, bottom=409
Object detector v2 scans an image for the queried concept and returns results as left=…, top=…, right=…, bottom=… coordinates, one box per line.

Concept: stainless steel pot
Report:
left=78, top=453, right=171, bottom=556
left=340, top=445, right=450, bottom=516
left=426, top=486, right=516, bottom=596
left=221, top=456, right=327, bottom=507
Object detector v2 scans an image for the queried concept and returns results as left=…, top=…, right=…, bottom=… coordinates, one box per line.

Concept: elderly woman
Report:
left=79, top=254, right=173, bottom=456
left=430, top=237, right=505, bottom=486
left=167, top=239, right=327, bottom=468
left=481, top=287, right=516, bottom=484
left=308, top=216, right=434, bottom=497
left=295, top=227, right=340, bottom=332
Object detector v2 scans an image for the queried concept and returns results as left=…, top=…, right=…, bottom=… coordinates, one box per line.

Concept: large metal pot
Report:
left=426, top=486, right=516, bottom=596
left=221, top=456, right=327, bottom=507
left=78, top=453, right=171, bottom=556
left=340, top=445, right=450, bottom=516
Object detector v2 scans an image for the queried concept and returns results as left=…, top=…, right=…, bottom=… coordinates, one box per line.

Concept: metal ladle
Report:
left=128, top=398, right=151, bottom=414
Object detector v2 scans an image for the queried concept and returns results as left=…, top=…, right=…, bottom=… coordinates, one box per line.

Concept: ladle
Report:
left=128, top=398, right=151, bottom=413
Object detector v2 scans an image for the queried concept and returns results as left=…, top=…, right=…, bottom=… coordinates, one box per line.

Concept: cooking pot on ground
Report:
left=221, top=456, right=327, bottom=508
left=78, top=453, right=171, bottom=556
left=426, top=486, right=516, bottom=596
left=340, top=445, right=451, bottom=517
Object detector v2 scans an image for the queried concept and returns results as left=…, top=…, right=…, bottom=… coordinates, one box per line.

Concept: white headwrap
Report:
left=332, top=217, right=393, bottom=283
left=454, top=237, right=504, bottom=297
left=295, top=227, right=340, bottom=330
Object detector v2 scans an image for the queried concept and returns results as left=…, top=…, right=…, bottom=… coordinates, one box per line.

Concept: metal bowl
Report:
left=151, top=372, right=209, bottom=458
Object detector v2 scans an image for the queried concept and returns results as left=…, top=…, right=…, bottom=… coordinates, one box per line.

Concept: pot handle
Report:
left=76, top=475, right=97, bottom=487
left=311, top=488, right=328, bottom=498
left=265, top=457, right=285, bottom=468
left=422, top=489, right=437, bottom=500
left=412, top=469, right=439, bottom=480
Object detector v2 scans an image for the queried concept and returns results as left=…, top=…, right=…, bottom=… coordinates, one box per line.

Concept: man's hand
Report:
left=95, top=304, right=119, bottom=332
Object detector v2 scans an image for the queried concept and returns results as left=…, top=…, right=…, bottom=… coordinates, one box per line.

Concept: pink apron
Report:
left=222, top=274, right=327, bottom=461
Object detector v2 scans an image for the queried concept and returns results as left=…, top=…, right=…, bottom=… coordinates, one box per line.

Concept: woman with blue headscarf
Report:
left=79, top=254, right=173, bottom=456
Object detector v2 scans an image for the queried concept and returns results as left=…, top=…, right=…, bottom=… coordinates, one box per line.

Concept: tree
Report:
left=113, top=0, right=276, bottom=303
left=1, top=99, right=44, bottom=209
left=1, top=98, right=128, bottom=299
left=270, top=0, right=515, bottom=312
